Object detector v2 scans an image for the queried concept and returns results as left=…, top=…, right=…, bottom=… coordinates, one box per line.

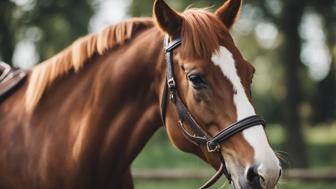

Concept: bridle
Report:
left=160, top=36, right=266, bottom=189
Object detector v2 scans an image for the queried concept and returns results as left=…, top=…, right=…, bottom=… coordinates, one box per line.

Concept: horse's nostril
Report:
left=246, top=166, right=258, bottom=182
left=246, top=165, right=263, bottom=188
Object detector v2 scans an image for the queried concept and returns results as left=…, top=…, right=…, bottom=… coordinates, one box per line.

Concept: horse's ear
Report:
left=153, top=0, right=183, bottom=36
left=215, top=0, right=242, bottom=29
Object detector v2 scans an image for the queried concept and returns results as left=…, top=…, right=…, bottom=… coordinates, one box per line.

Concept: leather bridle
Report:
left=160, top=36, right=266, bottom=189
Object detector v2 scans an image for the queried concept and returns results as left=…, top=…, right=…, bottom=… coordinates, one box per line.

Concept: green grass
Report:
left=134, top=180, right=336, bottom=189
left=132, top=125, right=336, bottom=189
left=134, top=180, right=203, bottom=189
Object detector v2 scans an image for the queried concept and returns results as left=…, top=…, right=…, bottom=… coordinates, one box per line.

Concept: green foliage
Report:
left=0, top=0, right=94, bottom=63
left=0, top=1, right=18, bottom=63
left=23, top=0, right=94, bottom=60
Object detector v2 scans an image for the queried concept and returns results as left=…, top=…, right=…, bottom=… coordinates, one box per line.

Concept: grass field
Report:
left=134, top=180, right=336, bottom=189
left=132, top=124, right=336, bottom=189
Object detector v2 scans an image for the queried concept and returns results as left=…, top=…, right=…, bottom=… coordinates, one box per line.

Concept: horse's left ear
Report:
left=153, top=0, right=183, bottom=36
left=215, top=0, right=242, bottom=29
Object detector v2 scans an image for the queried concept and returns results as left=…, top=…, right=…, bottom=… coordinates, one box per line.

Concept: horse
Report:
left=0, top=0, right=282, bottom=188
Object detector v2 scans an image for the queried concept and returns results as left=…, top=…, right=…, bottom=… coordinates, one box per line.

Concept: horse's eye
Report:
left=188, top=74, right=206, bottom=89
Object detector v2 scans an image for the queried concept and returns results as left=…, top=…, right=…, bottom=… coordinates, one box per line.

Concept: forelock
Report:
left=180, top=8, right=228, bottom=59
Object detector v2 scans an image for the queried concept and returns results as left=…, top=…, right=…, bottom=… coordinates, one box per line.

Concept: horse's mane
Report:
left=25, top=18, right=154, bottom=112
left=180, top=8, right=228, bottom=59
left=25, top=9, right=227, bottom=112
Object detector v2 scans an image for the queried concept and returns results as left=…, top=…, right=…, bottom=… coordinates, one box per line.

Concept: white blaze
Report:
left=211, top=46, right=280, bottom=180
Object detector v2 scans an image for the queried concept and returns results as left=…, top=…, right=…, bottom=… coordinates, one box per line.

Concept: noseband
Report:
left=160, top=36, right=266, bottom=189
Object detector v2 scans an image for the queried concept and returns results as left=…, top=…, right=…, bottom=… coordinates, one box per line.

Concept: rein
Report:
left=160, top=36, right=266, bottom=189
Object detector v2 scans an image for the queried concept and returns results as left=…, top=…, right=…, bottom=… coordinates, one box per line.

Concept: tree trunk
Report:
left=311, top=0, right=336, bottom=123
left=0, top=1, right=15, bottom=65
left=311, top=60, right=335, bottom=123
left=279, top=0, right=308, bottom=168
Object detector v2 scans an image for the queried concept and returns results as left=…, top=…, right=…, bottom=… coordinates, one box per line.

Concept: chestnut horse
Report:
left=0, top=0, right=281, bottom=188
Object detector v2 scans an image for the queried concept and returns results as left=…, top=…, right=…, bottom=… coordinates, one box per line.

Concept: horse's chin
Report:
left=230, top=179, right=253, bottom=189
left=231, top=176, right=245, bottom=189
left=229, top=174, right=264, bottom=189
left=230, top=176, right=277, bottom=189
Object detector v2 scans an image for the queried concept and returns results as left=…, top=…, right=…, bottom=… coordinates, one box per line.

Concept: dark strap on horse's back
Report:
left=0, top=62, right=11, bottom=81
left=0, top=62, right=28, bottom=102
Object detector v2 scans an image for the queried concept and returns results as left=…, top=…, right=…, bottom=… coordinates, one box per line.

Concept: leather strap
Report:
left=161, top=36, right=232, bottom=188
left=0, top=70, right=27, bottom=102
left=207, top=115, right=266, bottom=150
left=160, top=35, right=266, bottom=189
left=199, top=154, right=230, bottom=189
left=0, top=62, right=11, bottom=81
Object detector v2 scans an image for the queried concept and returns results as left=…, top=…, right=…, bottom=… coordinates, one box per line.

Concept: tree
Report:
left=311, top=0, right=336, bottom=123
left=0, top=1, right=17, bottom=65
left=278, top=0, right=308, bottom=168
left=0, top=0, right=94, bottom=65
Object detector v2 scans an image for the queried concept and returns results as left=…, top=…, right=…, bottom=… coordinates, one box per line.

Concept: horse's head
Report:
left=154, top=0, right=281, bottom=188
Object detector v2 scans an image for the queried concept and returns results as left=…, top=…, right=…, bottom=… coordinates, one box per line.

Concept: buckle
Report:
left=169, top=91, right=176, bottom=103
left=207, top=141, right=220, bottom=153
left=167, top=78, right=175, bottom=89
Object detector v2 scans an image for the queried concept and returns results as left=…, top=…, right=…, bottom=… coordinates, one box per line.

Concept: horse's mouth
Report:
left=229, top=175, right=269, bottom=189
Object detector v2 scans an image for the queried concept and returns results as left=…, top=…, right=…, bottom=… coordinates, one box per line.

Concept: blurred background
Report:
left=0, top=0, right=335, bottom=188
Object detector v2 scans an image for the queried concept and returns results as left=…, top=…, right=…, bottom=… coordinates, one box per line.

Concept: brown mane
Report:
left=180, top=8, right=228, bottom=59
left=25, top=18, right=153, bottom=112
left=25, top=9, right=228, bottom=112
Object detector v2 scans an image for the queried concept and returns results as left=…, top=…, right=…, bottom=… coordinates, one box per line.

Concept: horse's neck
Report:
left=30, top=29, right=165, bottom=174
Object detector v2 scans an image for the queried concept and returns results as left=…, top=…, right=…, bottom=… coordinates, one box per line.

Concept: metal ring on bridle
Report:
left=206, top=141, right=220, bottom=153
